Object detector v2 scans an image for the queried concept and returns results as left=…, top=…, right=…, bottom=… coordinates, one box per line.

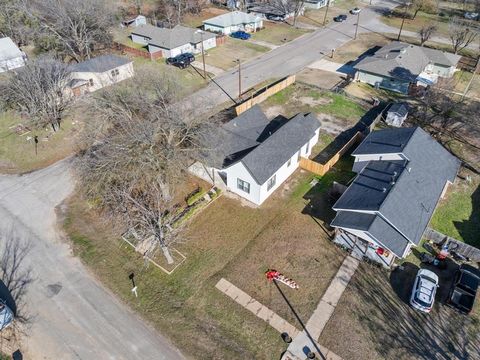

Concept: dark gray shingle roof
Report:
left=241, top=113, right=320, bottom=184
left=388, top=102, right=409, bottom=117
left=71, top=55, right=131, bottom=73
left=333, top=127, right=460, bottom=251
left=354, top=42, right=461, bottom=81
left=203, top=11, right=260, bottom=27
left=131, top=24, right=216, bottom=49
left=352, top=127, right=416, bottom=155
left=331, top=211, right=410, bottom=257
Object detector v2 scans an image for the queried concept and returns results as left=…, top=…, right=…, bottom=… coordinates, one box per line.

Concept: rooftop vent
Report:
left=382, top=187, right=387, bottom=192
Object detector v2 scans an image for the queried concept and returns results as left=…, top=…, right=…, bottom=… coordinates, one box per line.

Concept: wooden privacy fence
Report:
left=235, top=75, right=296, bottom=115
left=299, top=131, right=364, bottom=176
left=114, top=42, right=163, bottom=60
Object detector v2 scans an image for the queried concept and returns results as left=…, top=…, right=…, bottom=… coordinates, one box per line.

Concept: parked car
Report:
left=266, top=14, right=285, bottom=21
left=230, top=31, right=251, bottom=40
left=165, top=53, right=195, bottom=69
left=0, top=300, right=14, bottom=331
left=447, top=264, right=479, bottom=314
left=464, top=12, right=479, bottom=20
left=333, top=14, right=348, bottom=22
left=410, top=269, right=439, bottom=313
left=350, top=7, right=361, bottom=14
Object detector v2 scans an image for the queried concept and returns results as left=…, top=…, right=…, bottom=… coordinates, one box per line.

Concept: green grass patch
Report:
left=313, top=92, right=367, bottom=119
left=0, top=111, right=78, bottom=174
left=430, top=173, right=480, bottom=247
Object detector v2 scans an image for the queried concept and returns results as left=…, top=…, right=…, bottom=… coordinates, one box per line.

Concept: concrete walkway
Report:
left=308, top=58, right=354, bottom=75
left=249, top=39, right=279, bottom=50
left=215, top=278, right=299, bottom=338
left=191, top=61, right=224, bottom=77
left=283, top=256, right=359, bottom=360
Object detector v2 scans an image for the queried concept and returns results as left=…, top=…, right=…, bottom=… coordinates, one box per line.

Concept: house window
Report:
left=267, top=175, right=276, bottom=191
left=237, top=178, right=250, bottom=194
left=88, top=78, right=94, bottom=87
left=297, top=151, right=301, bottom=162
left=305, top=142, right=309, bottom=154
left=287, top=158, right=292, bottom=167
left=110, top=69, right=120, bottom=76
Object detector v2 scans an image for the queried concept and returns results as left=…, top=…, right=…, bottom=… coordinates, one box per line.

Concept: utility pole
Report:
left=397, top=2, right=411, bottom=41
left=323, top=0, right=330, bottom=27
left=196, top=30, right=207, bottom=79
left=237, top=58, right=242, bottom=99
left=354, top=12, right=360, bottom=40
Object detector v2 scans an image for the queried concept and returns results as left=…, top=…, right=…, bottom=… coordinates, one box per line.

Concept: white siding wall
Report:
left=69, top=62, right=134, bottom=92
left=352, top=153, right=405, bottom=172
left=203, top=21, right=262, bottom=35
left=224, top=161, right=262, bottom=204
left=0, top=56, right=25, bottom=73
left=131, top=33, right=150, bottom=45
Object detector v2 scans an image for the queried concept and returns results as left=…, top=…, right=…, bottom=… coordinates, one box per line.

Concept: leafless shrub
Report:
left=448, top=17, right=478, bottom=54
left=418, top=24, right=437, bottom=46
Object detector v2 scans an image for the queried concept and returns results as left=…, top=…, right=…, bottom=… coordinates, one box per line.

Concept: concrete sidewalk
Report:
left=216, top=278, right=299, bottom=338
left=283, top=256, right=359, bottom=360
left=308, top=58, right=354, bottom=75
left=249, top=39, right=279, bottom=50
left=191, top=61, right=224, bottom=77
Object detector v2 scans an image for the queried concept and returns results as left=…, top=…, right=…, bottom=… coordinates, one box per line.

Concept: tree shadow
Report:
left=350, top=264, right=480, bottom=360
left=454, top=184, right=480, bottom=248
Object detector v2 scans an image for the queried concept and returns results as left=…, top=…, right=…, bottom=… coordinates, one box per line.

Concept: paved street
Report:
left=0, top=160, right=184, bottom=360
left=189, top=0, right=400, bottom=112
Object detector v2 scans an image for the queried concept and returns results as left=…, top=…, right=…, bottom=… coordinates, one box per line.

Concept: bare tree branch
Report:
left=418, top=24, right=437, bottom=46
left=448, top=17, right=479, bottom=54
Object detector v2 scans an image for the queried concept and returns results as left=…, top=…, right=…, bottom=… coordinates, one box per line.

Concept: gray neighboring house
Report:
left=130, top=24, right=217, bottom=58
left=203, top=11, right=263, bottom=34
left=385, top=102, right=409, bottom=127
left=304, top=0, right=330, bottom=9
left=0, top=37, right=26, bottom=73
left=189, top=105, right=320, bottom=205
left=121, top=15, right=147, bottom=28
left=354, top=42, right=461, bottom=94
left=331, top=127, right=460, bottom=267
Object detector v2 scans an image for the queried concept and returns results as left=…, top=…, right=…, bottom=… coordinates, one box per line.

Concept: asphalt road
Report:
left=0, top=160, right=184, bottom=360
left=189, top=0, right=399, bottom=113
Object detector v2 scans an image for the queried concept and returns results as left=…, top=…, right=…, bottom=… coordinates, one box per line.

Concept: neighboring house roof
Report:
left=70, top=55, right=131, bottom=73
left=354, top=42, right=461, bottom=82
left=388, top=102, right=409, bottom=117
left=248, top=5, right=288, bottom=16
left=241, top=112, right=320, bottom=184
left=131, top=24, right=216, bottom=49
left=203, top=11, right=261, bottom=27
left=0, top=37, right=23, bottom=62
left=352, top=127, right=416, bottom=155
left=332, top=127, right=460, bottom=255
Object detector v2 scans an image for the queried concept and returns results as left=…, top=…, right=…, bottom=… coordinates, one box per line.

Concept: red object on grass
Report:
left=265, top=269, right=279, bottom=281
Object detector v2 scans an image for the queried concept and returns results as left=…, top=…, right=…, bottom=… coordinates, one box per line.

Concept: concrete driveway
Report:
left=0, top=159, right=184, bottom=360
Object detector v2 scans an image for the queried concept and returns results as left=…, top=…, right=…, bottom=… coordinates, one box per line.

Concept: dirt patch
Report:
left=297, top=68, right=344, bottom=89
left=317, top=114, right=347, bottom=135
left=264, top=104, right=285, bottom=119
left=299, top=96, right=332, bottom=106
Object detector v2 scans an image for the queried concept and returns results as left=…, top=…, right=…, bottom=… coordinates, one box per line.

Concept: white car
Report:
left=464, top=12, right=479, bottom=20
left=350, top=7, right=361, bottom=15
left=410, top=269, right=439, bottom=313
left=0, top=299, right=14, bottom=331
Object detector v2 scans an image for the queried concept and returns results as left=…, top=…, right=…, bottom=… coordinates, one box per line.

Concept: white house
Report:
left=304, top=0, right=331, bottom=9
left=203, top=11, right=263, bottom=35
left=68, top=55, right=134, bottom=96
left=130, top=24, right=217, bottom=58
left=189, top=105, right=320, bottom=205
left=330, top=127, right=460, bottom=267
left=0, top=37, right=26, bottom=73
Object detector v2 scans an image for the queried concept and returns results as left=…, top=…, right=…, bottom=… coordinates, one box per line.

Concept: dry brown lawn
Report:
left=182, top=7, right=229, bottom=28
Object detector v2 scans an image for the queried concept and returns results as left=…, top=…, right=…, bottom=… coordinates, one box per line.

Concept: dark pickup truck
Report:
left=447, top=264, right=479, bottom=314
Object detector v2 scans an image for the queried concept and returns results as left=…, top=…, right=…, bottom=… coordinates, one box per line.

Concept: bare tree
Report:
left=0, top=56, right=73, bottom=131
left=410, top=0, right=436, bottom=19
left=448, top=17, right=478, bottom=54
left=25, top=0, right=114, bottom=62
left=75, top=70, right=217, bottom=263
left=267, top=0, right=305, bottom=26
left=0, top=0, right=34, bottom=46
left=418, top=24, right=437, bottom=46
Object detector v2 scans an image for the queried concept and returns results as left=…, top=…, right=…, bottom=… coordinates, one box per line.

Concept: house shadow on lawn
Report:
left=454, top=184, right=480, bottom=248
left=349, top=263, right=480, bottom=360
left=0, top=279, right=17, bottom=316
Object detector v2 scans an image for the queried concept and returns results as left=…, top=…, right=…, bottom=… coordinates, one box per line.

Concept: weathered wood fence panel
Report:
left=235, top=75, right=296, bottom=115
left=299, top=131, right=364, bottom=176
